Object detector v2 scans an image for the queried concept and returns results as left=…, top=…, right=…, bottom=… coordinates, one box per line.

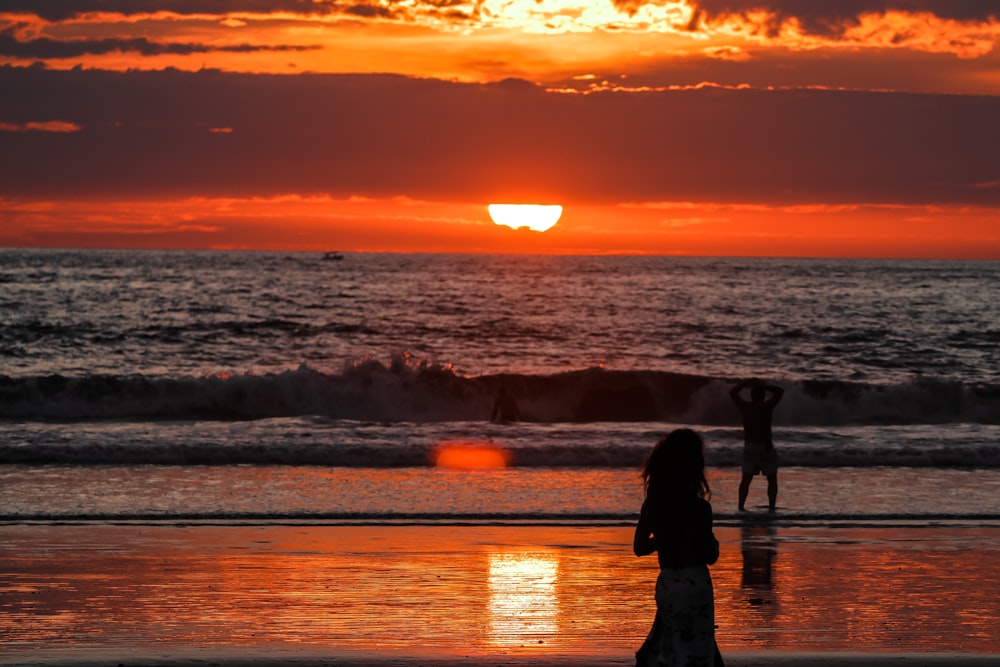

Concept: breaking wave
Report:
left=1, top=357, right=998, bottom=426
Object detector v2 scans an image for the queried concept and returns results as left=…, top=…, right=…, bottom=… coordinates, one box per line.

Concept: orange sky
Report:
left=1, top=0, right=999, bottom=258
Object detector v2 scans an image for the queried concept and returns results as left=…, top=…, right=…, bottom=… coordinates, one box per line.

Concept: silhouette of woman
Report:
left=634, top=429, right=723, bottom=667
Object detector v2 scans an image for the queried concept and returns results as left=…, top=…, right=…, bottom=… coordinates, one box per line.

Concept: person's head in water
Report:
left=641, top=428, right=710, bottom=500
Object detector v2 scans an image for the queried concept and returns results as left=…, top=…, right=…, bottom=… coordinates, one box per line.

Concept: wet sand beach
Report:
left=2, top=524, right=998, bottom=665
left=4, top=650, right=1000, bottom=667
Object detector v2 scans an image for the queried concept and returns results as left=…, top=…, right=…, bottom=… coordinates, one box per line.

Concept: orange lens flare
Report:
left=433, top=443, right=510, bottom=469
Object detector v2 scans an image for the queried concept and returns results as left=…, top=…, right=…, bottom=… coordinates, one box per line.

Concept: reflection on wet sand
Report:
left=740, top=521, right=778, bottom=615
left=1, top=524, right=998, bottom=657
left=488, top=553, right=559, bottom=646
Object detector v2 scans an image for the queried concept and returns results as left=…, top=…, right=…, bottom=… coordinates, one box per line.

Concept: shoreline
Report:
left=4, top=466, right=999, bottom=527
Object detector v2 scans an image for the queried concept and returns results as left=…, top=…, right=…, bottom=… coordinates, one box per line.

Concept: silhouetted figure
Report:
left=730, top=379, right=784, bottom=512
left=490, top=386, right=520, bottom=422
left=634, top=429, right=723, bottom=667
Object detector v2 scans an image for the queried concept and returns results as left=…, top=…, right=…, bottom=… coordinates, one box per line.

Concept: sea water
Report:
left=3, top=248, right=1000, bottom=656
left=1, top=248, right=998, bottom=524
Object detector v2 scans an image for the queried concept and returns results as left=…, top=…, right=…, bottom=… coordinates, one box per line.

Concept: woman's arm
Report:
left=633, top=502, right=657, bottom=557
left=697, top=501, right=720, bottom=565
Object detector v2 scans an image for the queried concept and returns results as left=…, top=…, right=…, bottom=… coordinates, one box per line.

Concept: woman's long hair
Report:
left=641, top=428, right=710, bottom=500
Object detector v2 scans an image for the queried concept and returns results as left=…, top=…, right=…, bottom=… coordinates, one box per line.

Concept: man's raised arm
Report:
left=730, top=378, right=750, bottom=404
left=764, top=382, right=784, bottom=407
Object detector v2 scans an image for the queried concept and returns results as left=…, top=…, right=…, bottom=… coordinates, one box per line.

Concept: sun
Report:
left=488, top=204, right=563, bottom=232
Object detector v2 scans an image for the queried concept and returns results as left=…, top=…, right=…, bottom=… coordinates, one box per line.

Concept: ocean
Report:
left=2, top=248, right=1000, bottom=656
left=1, top=248, right=998, bottom=525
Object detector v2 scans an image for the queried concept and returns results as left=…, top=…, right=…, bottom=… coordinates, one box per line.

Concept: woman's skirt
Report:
left=636, top=565, right=721, bottom=667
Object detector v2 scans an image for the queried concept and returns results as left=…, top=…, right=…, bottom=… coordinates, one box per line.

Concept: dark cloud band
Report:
left=0, top=28, right=317, bottom=57
left=681, top=1, right=1000, bottom=35
left=0, top=1, right=334, bottom=22
left=1, top=66, right=997, bottom=207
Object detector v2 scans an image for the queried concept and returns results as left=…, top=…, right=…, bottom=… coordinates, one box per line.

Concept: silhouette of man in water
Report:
left=730, top=379, right=784, bottom=512
left=491, top=386, right=520, bottom=422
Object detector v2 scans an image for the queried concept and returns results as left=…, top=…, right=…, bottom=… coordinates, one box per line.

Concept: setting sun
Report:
left=488, top=204, right=563, bottom=233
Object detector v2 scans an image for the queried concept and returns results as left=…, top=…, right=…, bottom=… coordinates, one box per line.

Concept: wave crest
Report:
left=1, top=360, right=997, bottom=425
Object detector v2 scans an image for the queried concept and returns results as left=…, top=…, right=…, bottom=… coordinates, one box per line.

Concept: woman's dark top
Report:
left=640, top=493, right=719, bottom=571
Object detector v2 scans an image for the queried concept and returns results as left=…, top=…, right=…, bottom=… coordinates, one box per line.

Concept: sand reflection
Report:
left=487, top=552, right=559, bottom=646
left=740, top=522, right=778, bottom=615
left=4, top=525, right=999, bottom=655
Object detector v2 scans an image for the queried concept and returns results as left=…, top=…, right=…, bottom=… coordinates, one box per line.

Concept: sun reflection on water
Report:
left=487, top=552, right=560, bottom=647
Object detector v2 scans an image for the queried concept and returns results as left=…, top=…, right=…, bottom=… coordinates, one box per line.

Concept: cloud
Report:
left=11, top=0, right=998, bottom=25
left=3, top=1, right=997, bottom=74
left=0, top=119, right=81, bottom=131
left=682, top=1, right=1000, bottom=35
left=702, top=45, right=750, bottom=61
left=343, top=3, right=397, bottom=20
left=0, top=26, right=318, bottom=58
left=0, top=1, right=412, bottom=22
left=4, top=0, right=999, bottom=38
left=0, top=1, right=334, bottom=22
left=0, top=66, right=997, bottom=208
